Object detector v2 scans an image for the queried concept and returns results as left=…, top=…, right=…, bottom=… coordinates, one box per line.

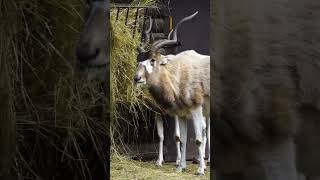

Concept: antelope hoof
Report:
left=175, top=159, right=181, bottom=167
left=196, top=168, right=205, bottom=176
left=155, top=159, right=163, bottom=167
left=176, top=166, right=185, bottom=173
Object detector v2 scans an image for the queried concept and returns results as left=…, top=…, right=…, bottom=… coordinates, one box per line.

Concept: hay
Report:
left=2, top=0, right=108, bottom=179
left=110, top=0, right=160, bottom=152
left=111, top=153, right=210, bottom=180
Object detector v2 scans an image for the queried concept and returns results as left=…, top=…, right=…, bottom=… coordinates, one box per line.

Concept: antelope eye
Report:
left=150, top=59, right=156, bottom=66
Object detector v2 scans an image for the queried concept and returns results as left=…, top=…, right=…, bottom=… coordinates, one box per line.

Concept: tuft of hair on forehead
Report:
left=137, top=47, right=169, bottom=63
left=137, top=51, right=151, bottom=62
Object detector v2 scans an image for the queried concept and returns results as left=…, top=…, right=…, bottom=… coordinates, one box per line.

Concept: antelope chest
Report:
left=148, top=84, right=201, bottom=117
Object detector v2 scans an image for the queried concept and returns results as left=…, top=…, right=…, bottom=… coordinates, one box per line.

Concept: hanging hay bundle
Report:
left=110, top=0, right=160, bottom=153
left=2, top=0, right=108, bottom=179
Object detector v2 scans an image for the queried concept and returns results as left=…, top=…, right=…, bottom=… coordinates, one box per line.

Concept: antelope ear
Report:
left=160, top=55, right=174, bottom=65
left=160, top=59, right=168, bottom=65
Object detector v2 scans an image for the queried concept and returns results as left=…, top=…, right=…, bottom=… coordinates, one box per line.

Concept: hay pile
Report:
left=110, top=0, right=160, bottom=152
left=2, top=0, right=108, bottom=179
left=111, top=153, right=210, bottom=180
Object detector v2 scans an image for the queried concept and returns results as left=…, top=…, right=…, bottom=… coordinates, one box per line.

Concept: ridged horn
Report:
left=138, top=16, right=153, bottom=53
left=151, top=11, right=198, bottom=52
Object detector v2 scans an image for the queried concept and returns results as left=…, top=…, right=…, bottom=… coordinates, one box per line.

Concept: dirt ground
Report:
left=111, top=155, right=211, bottom=180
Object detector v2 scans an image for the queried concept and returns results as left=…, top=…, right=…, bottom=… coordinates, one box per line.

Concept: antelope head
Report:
left=134, top=11, right=198, bottom=86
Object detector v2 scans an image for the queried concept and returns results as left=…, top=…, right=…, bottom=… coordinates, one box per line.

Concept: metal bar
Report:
left=111, top=5, right=157, bottom=40
left=141, top=8, right=147, bottom=42
left=169, top=16, right=173, bottom=31
left=125, top=7, right=129, bottom=25
left=116, top=7, right=120, bottom=21
left=132, top=8, right=140, bottom=38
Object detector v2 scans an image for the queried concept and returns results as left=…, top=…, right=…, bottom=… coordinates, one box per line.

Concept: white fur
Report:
left=135, top=49, right=210, bottom=175
left=140, top=59, right=153, bottom=73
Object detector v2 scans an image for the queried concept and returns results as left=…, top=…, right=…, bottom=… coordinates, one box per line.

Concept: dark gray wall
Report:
left=170, top=0, right=210, bottom=54
left=163, top=0, right=210, bottom=162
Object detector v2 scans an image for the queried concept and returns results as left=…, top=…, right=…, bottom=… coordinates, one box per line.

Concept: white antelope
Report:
left=134, top=11, right=210, bottom=175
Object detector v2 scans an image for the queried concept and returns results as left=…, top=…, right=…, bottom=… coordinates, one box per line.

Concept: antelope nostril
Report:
left=77, top=46, right=100, bottom=63
left=134, top=75, right=141, bottom=82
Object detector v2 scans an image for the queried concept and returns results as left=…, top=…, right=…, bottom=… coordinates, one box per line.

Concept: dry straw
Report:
left=2, top=0, right=108, bottom=179
left=110, top=0, right=160, bottom=154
